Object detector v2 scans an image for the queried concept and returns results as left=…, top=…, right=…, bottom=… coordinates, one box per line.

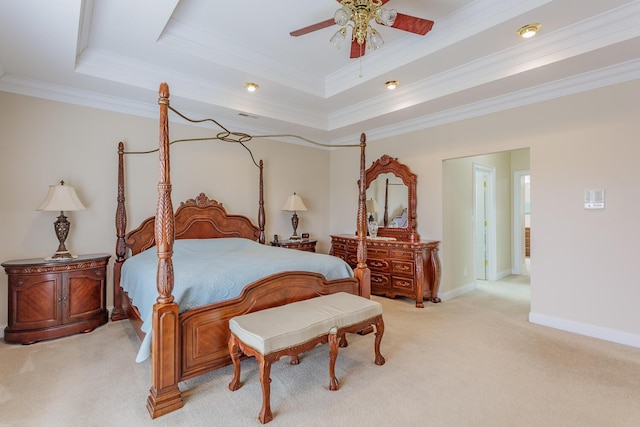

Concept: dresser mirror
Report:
left=364, top=155, right=419, bottom=242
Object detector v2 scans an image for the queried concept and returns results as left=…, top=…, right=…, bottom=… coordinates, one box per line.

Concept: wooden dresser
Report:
left=330, top=235, right=440, bottom=308
left=2, top=253, right=110, bottom=344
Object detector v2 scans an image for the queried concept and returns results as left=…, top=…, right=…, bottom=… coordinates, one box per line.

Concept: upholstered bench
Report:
left=227, top=292, right=385, bottom=424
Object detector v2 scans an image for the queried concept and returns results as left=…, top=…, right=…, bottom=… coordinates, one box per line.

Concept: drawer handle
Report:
left=370, top=261, right=384, bottom=268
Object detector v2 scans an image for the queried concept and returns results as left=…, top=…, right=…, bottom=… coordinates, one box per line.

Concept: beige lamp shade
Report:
left=281, top=192, right=307, bottom=240
left=37, top=181, right=86, bottom=212
left=281, top=193, right=307, bottom=212
left=366, top=198, right=379, bottom=213
left=37, top=180, right=86, bottom=259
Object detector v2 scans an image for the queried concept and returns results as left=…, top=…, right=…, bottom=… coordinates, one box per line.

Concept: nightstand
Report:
left=2, top=253, right=110, bottom=344
left=270, top=239, right=317, bottom=252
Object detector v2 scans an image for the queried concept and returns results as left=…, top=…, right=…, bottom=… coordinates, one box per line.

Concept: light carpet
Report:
left=1, top=276, right=639, bottom=427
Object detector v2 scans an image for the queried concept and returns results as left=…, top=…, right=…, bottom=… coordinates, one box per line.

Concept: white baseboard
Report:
left=529, top=312, right=640, bottom=348
left=439, top=281, right=476, bottom=301
left=496, top=269, right=511, bottom=281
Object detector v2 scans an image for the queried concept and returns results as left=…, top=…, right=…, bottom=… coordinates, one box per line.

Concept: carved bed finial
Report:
left=181, top=193, right=225, bottom=209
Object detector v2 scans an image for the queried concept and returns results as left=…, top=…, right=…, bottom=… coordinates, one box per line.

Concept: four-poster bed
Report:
left=111, top=82, right=371, bottom=418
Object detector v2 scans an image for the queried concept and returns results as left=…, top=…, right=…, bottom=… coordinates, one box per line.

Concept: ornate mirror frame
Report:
left=364, top=154, right=419, bottom=242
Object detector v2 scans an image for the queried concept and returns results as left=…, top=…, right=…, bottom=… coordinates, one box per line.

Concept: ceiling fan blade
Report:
left=350, top=39, right=366, bottom=59
left=290, top=18, right=335, bottom=37
left=390, top=13, right=434, bottom=36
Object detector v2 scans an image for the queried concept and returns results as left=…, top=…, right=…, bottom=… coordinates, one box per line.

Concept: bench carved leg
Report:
left=258, top=354, right=274, bottom=424
left=328, top=332, right=339, bottom=391
left=373, top=316, right=386, bottom=366
left=338, top=334, right=348, bottom=348
left=228, top=334, right=243, bottom=391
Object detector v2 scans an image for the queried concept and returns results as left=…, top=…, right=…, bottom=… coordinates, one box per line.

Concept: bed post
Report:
left=146, top=82, right=184, bottom=418
left=354, top=133, right=371, bottom=299
left=258, top=159, right=265, bottom=244
left=112, top=141, right=127, bottom=321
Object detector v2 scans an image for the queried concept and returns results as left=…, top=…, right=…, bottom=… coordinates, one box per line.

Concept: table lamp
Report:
left=37, top=180, right=86, bottom=259
left=366, top=198, right=379, bottom=223
left=281, top=192, right=307, bottom=240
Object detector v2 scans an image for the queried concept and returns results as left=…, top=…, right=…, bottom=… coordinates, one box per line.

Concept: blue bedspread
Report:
left=120, top=238, right=354, bottom=361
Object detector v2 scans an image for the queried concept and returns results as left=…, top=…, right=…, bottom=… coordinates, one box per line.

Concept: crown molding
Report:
left=331, top=58, right=640, bottom=146
left=3, top=58, right=638, bottom=150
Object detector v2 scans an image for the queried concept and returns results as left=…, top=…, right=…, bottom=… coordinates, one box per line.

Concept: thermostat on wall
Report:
left=584, top=189, right=605, bottom=209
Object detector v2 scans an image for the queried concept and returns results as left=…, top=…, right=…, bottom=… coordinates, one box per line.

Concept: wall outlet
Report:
left=463, top=267, right=468, bottom=277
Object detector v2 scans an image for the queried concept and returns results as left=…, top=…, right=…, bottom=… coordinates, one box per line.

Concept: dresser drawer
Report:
left=367, top=258, right=390, bottom=273
left=391, top=276, right=415, bottom=291
left=390, top=248, right=414, bottom=259
left=367, top=247, right=389, bottom=258
left=343, top=254, right=356, bottom=268
left=332, top=241, right=349, bottom=252
left=371, top=273, right=390, bottom=288
left=391, top=260, right=414, bottom=275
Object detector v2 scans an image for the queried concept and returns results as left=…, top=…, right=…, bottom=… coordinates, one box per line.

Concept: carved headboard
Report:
left=125, top=193, right=261, bottom=256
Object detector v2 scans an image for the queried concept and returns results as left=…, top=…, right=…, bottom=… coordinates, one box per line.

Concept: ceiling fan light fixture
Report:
left=244, top=82, right=259, bottom=92
left=385, top=80, right=399, bottom=90
left=369, top=28, right=384, bottom=50
left=378, top=8, right=397, bottom=26
left=334, top=7, right=351, bottom=26
left=517, top=23, right=541, bottom=38
left=330, top=28, right=348, bottom=49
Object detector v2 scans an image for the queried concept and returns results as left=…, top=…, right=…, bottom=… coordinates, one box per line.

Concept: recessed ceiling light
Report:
left=244, top=82, right=259, bottom=92
left=517, top=23, right=542, bottom=39
left=385, top=80, right=399, bottom=90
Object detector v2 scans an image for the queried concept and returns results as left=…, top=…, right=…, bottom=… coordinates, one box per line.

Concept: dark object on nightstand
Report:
left=270, top=239, right=317, bottom=252
left=2, top=253, right=110, bottom=344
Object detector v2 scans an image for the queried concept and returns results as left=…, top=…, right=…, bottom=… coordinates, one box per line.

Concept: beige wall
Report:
left=330, top=78, right=640, bottom=347
left=2, top=78, right=640, bottom=348
left=0, top=91, right=332, bottom=328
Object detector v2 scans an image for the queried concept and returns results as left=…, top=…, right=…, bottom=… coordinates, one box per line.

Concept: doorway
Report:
left=442, top=148, right=530, bottom=302
left=513, top=170, right=531, bottom=275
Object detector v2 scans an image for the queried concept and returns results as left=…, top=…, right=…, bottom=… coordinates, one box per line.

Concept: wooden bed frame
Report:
left=111, top=82, right=371, bottom=418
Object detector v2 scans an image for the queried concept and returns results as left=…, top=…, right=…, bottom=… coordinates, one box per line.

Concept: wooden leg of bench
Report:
left=290, top=355, right=300, bottom=365
left=258, top=354, right=273, bottom=424
left=228, top=333, right=243, bottom=391
left=374, top=316, right=386, bottom=366
left=328, top=332, right=339, bottom=391
left=338, top=334, right=348, bottom=348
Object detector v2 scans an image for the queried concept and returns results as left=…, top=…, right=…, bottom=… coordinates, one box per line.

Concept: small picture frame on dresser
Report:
left=301, top=233, right=310, bottom=240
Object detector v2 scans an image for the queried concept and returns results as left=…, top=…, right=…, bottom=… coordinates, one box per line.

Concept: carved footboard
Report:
left=179, top=271, right=360, bottom=380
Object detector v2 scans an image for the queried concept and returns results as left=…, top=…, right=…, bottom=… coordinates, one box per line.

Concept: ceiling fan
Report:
left=290, top=0, right=434, bottom=59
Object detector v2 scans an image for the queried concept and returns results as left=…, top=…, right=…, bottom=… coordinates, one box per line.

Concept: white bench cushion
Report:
left=229, top=292, right=382, bottom=355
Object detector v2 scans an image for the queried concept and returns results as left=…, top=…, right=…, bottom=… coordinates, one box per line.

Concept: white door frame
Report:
left=473, top=163, right=496, bottom=282
left=513, top=170, right=530, bottom=275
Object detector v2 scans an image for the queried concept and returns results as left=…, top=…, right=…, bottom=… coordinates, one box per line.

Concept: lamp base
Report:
left=52, top=251, right=74, bottom=259
left=46, top=251, right=77, bottom=261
